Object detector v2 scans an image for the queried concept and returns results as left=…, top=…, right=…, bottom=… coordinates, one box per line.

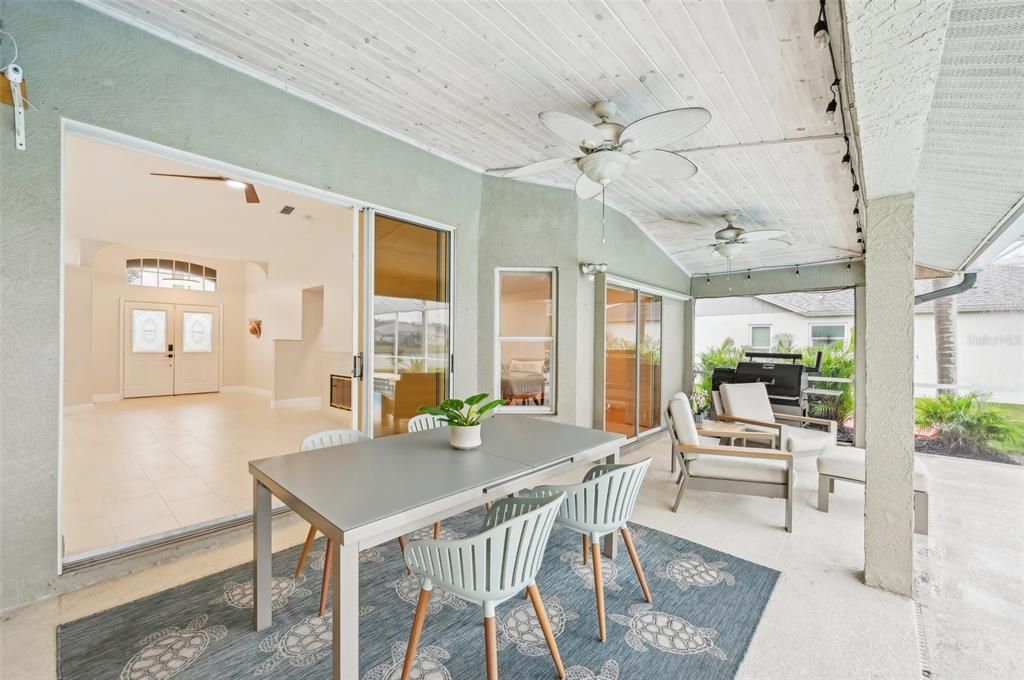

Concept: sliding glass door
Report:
left=604, top=283, right=662, bottom=438
left=361, top=211, right=452, bottom=437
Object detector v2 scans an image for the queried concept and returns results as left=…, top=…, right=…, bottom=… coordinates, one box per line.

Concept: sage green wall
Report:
left=478, top=175, right=691, bottom=426
left=0, top=0, right=691, bottom=611
left=0, top=0, right=483, bottom=610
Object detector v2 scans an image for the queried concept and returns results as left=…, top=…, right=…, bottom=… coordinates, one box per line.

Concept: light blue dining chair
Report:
left=522, top=457, right=652, bottom=641
left=407, top=413, right=446, bottom=432
left=399, top=493, right=567, bottom=680
left=294, top=428, right=364, bottom=616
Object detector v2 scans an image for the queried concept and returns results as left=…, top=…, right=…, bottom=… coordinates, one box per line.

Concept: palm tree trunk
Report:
left=932, top=277, right=958, bottom=396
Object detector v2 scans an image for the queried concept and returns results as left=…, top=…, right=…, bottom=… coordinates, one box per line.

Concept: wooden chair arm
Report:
left=774, top=413, right=838, bottom=434
left=697, top=428, right=776, bottom=440
left=678, top=443, right=793, bottom=462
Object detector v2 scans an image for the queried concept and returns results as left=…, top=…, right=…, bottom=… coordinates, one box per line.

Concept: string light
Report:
left=852, top=206, right=860, bottom=217
left=746, top=270, right=751, bottom=280
left=705, top=273, right=711, bottom=284
left=841, top=135, right=851, bottom=169
left=795, top=266, right=801, bottom=277
left=846, top=259, right=852, bottom=271
left=813, top=0, right=830, bottom=50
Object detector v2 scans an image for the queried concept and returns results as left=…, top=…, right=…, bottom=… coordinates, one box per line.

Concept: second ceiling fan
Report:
left=673, top=217, right=791, bottom=259
left=150, top=172, right=260, bottom=204
left=492, top=101, right=711, bottom=199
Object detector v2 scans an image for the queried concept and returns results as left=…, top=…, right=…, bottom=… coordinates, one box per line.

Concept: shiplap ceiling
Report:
left=81, top=0, right=861, bottom=274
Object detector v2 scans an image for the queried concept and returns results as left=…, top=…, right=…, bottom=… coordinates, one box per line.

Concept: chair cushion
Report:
left=720, top=383, right=777, bottom=424
left=816, top=445, right=930, bottom=492
left=667, top=392, right=700, bottom=446
left=783, top=425, right=833, bottom=454
left=687, top=455, right=790, bottom=484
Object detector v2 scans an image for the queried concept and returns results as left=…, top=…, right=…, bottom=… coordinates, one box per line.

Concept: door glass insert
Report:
left=638, top=293, right=662, bottom=434
left=182, top=312, right=213, bottom=353
left=131, top=309, right=167, bottom=353
left=605, top=285, right=638, bottom=437
left=371, top=214, right=451, bottom=436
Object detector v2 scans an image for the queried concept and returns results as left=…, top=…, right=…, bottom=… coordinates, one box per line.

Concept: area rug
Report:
left=58, top=508, right=778, bottom=680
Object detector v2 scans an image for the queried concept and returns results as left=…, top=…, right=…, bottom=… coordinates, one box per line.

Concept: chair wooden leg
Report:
left=319, top=539, right=334, bottom=617
left=401, top=588, right=432, bottom=680
left=433, top=521, right=441, bottom=540
left=295, top=525, right=317, bottom=578
left=484, top=501, right=493, bottom=511
left=582, top=534, right=590, bottom=565
left=590, top=541, right=606, bottom=641
left=527, top=585, right=565, bottom=679
left=484, top=615, right=499, bottom=680
left=817, top=475, right=831, bottom=512
left=621, top=527, right=652, bottom=603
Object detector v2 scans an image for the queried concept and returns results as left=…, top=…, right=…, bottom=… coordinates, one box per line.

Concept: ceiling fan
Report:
left=672, top=218, right=790, bottom=259
left=150, top=172, right=260, bottom=204
left=490, top=101, right=711, bottom=199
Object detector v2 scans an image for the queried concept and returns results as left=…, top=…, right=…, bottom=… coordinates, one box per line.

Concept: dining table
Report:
left=249, top=416, right=625, bottom=680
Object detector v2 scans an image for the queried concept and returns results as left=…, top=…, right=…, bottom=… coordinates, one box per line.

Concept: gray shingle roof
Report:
left=760, top=264, right=1023, bottom=315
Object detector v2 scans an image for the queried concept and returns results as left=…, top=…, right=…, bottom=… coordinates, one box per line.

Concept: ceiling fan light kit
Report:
left=150, top=172, right=261, bottom=204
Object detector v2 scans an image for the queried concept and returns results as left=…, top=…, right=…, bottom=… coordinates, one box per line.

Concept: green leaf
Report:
left=464, top=393, right=489, bottom=406
left=440, top=399, right=464, bottom=411
left=476, top=399, right=505, bottom=416
left=418, top=406, right=446, bottom=416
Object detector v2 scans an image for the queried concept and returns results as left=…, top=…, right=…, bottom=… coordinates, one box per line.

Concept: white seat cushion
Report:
left=719, top=383, right=777, bottom=423
left=783, top=424, right=833, bottom=454
left=816, top=445, right=930, bottom=492
left=688, top=455, right=790, bottom=484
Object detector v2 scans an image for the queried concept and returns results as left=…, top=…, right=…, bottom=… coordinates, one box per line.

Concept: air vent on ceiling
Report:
left=279, top=205, right=295, bottom=215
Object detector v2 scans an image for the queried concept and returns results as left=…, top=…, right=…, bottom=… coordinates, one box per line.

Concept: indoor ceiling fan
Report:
left=490, top=101, right=711, bottom=199
left=673, top=217, right=790, bottom=259
left=150, top=172, right=260, bottom=204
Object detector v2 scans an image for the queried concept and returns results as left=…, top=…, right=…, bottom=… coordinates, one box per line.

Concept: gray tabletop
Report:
left=249, top=416, right=623, bottom=533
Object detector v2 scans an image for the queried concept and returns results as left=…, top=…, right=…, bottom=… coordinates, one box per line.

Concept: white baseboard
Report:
left=92, top=393, right=121, bottom=403
left=222, top=385, right=273, bottom=399
left=64, top=403, right=95, bottom=415
left=271, top=396, right=322, bottom=409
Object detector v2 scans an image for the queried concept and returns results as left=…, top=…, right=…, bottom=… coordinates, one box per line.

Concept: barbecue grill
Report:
left=712, top=351, right=822, bottom=415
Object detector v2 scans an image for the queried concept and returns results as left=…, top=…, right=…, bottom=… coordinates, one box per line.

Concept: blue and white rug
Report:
left=58, top=508, right=778, bottom=679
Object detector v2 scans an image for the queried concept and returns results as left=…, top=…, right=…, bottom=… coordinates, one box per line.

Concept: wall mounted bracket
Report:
left=2, top=64, right=26, bottom=150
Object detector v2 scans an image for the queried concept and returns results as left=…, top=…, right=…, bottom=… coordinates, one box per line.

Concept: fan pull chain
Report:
left=601, top=186, right=607, bottom=244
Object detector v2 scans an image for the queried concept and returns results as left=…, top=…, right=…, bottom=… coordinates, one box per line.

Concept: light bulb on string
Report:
left=825, top=98, right=837, bottom=126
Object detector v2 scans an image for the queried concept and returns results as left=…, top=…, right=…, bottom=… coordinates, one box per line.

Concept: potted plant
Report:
left=419, top=393, right=505, bottom=450
left=691, top=391, right=710, bottom=424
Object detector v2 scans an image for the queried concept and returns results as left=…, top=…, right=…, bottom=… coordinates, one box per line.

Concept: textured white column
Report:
left=682, top=299, right=696, bottom=395
left=854, top=286, right=867, bottom=448
left=863, top=193, right=916, bottom=596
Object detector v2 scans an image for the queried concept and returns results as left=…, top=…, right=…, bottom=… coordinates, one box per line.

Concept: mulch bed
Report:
left=914, top=438, right=1023, bottom=466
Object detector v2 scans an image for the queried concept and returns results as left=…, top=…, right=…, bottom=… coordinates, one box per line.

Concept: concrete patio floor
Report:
left=1, top=431, right=1021, bottom=679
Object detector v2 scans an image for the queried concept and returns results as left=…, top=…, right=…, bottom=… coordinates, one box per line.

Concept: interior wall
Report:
left=63, top=265, right=93, bottom=409
left=84, top=246, right=247, bottom=397
left=273, top=288, right=324, bottom=402
left=0, top=0, right=481, bottom=611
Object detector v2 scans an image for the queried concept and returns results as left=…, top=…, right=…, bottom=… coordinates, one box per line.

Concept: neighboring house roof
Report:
left=753, top=264, right=1023, bottom=316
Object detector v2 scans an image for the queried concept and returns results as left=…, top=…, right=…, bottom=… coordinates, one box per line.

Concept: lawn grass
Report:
left=989, top=402, right=1024, bottom=455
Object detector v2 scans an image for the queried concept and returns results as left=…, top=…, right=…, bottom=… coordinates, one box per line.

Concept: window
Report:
left=750, top=325, right=772, bottom=350
left=810, top=323, right=846, bottom=347
left=496, top=268, right=556, bottom=413
left=125, top=258, right=217, bottom=291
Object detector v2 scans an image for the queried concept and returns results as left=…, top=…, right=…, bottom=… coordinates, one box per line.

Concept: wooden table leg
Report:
left=253, top=479, right=272, bottom=631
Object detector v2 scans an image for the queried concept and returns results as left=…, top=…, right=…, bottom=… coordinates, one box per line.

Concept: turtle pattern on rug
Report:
left=58, top=508, right=778, bottom=680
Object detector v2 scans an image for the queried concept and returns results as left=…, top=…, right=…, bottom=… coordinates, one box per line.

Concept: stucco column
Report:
left=854, top=286, right=867, bottom=448
left=682, top=299, right=696, bottom=395
left=863, top=193, right=916, bottom=596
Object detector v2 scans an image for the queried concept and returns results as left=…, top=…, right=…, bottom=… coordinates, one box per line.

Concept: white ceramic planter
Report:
left=449, top=424, right=482, bottom=450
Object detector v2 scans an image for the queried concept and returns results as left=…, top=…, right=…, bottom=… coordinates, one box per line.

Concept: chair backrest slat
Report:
left=299, top=428, right=364, bottom=451
left=408, top=414, right=446, bottom=433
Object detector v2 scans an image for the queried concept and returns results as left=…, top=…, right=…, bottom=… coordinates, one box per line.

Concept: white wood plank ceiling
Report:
left=82, top=0, right=862, bottom=274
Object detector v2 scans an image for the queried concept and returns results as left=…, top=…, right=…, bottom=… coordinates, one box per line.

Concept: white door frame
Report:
left=59, top=120, right=460, bottom=569
left=359, top=208, right=456, bottom=438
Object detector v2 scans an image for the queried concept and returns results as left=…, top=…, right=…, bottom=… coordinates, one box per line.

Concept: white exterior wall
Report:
left=695, top=309, right=851, bottom=353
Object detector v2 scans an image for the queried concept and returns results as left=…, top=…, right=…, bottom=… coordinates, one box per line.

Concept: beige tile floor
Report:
left=62, top=392, right=351, bottom=556
left=6, top=430, right=1021, bottom=679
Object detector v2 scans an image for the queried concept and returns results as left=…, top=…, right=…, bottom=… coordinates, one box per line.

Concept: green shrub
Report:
left=694, top=338, right=746, bottom=409
left=915, top=392, right=1024, bottom=453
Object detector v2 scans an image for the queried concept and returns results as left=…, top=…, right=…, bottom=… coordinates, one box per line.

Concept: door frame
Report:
left=59, top=120, right=459, bottom=570
left=594, top=273, right=690, bottom=444
left=358, top=207, right=456, bottom=439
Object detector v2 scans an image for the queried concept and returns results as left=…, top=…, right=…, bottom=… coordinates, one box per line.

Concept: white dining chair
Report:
left=293, top=428, right=364, bottom=616
left=522, top=458, right=652, bottom=642
left=400, top=493, right=567, bottom=680
left=407, top=413, right=446, bottom=432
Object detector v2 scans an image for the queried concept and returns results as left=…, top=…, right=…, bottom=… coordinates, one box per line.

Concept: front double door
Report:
left=123, top=302, right=220, bottom=398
